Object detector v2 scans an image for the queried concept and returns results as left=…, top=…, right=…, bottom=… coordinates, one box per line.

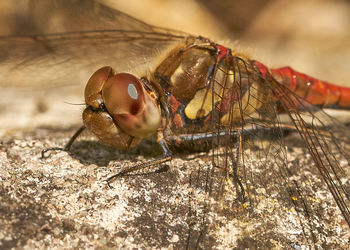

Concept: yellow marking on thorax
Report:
left=184, top=87, right=219, bottom=119
left=221, top=81, right=264, bottom=124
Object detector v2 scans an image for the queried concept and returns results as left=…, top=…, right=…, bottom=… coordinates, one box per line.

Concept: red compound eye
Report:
left=102, top=73, right=145, bottom=116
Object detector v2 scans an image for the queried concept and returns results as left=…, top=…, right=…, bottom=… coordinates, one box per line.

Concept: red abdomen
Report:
left=271, top=66, right=350, bottom=109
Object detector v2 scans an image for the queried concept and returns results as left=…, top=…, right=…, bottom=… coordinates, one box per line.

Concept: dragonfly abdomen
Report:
left=271, top=66, right=350, bottom=109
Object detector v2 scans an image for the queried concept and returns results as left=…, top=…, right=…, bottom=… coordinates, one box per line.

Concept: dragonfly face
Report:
left=83, top=66, right=161, bottom=149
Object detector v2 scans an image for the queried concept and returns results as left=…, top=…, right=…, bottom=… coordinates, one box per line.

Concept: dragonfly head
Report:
left=83, top=66, right=161, bottom=149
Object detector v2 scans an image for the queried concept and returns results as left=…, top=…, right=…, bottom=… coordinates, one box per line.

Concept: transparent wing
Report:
left=185, top=56, right=350, bottom=247
left=234, top=60, right=348, bottom=246
left=0, top=0, right=187, bottom=89
left=2, top=0, right=185, bottom=35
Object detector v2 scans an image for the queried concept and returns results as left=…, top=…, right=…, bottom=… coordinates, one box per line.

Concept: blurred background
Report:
left=0, top=0, right=349, bottom=134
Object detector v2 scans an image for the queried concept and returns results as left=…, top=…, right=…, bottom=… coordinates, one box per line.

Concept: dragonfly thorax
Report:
left=149, top=37, right=268, bottom=132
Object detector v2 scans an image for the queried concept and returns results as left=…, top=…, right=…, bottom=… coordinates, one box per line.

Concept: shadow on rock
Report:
left=67, top=139, right=164, bottom=167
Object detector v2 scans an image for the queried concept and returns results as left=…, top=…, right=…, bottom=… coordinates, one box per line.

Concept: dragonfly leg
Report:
left=105, top=124, right=297, bottom=185
left=106, top=138, right=172, bottom=183
left=41, top=125, right=86, bottom=158
left=166, top=128, right=273, bottom=202
left=231, top=131, right=246, bottom=202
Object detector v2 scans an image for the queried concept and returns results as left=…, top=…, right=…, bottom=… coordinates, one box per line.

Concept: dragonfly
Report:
left=1, top=0, right=349, bottom=248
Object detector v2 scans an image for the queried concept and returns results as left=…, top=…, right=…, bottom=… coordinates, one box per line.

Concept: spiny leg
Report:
left=41, top=126, right=86, bottom=158
left=165, top=125, right=299, bottom=202
left=105, top=138, right=172, bottom=183
left=230, top=130, right=246, bottom=203
left=107, top=124, right=302, bottom=184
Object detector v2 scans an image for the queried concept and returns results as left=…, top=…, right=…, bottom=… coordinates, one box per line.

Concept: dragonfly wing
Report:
left=0, top=0, right=187, bottom=89
left=269, top=80, right=350, bottom=223
left=2, top=0, right=187, bottom=35
left=0, top=32, right=185, bottom=89
left=185, top=56, right=350, bottom=247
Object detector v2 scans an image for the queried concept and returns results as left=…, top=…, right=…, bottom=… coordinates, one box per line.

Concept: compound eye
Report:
left=102, top=73, right=145, bottom=116
left=84, top=66, right=113, bottom=108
